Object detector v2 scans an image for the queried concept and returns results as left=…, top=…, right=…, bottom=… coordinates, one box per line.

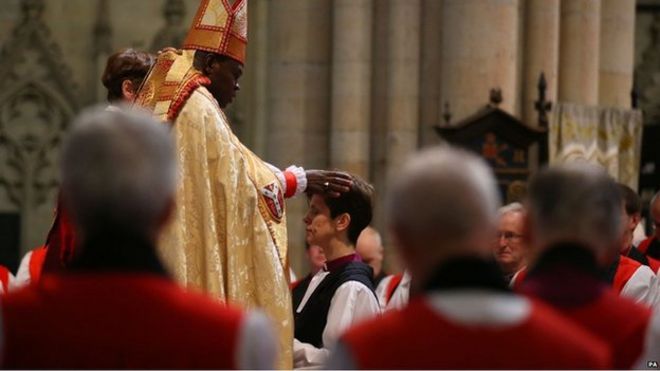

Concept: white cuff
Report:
left=286, top=165, right=307, bottom=196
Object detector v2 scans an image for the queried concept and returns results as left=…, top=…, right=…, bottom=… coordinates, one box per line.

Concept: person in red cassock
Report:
left=519, top=164, right=651, bottom=369
left=328, top=147, right=611, bottom=369
left=1, top=107, right=277, bottom=369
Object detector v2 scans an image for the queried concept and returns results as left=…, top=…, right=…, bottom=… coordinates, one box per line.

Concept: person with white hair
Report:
left=327, top=147, right=610, bottom=369
left=493, top=202, right=528, bottom=284
left=0, top=107, right=276, bottom=369
left=519, top=164, right=650, bottom=369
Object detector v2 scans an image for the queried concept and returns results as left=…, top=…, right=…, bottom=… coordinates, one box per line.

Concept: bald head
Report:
left=356, top=227, right=384, bottom=276
left=387, top=146, right=500, bottom=283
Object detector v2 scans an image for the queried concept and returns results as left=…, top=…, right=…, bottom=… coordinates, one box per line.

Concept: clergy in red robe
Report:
left=1, top=107, right=276, bottom=369
left=519, top=164, right=651, bottom=369
left=329, top=148, right=611, bottom=369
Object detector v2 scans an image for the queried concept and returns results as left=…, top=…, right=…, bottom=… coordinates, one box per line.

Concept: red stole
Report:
left=638, top=236, right=660, bottom=272
left=510, top=267, right=528, bottom=291
left=384, top=273, right=403, bottom=304
left=28, top=246, right=48, bottom=283
left=612, top=255, right=642, bottom=293
left=0, top=266, right=10, bottom=293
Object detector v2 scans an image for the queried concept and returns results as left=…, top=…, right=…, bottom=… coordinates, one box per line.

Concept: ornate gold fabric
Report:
left=134, top=49, right=205, bottom=123
left=549, top=102, right=644, bottom=190
left=182, top=0, right=247, bottom=63
left=135, top=50, right=292, bottom=369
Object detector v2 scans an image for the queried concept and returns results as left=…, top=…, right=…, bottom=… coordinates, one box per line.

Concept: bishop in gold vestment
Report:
left=135, top=0, right=293, bottom=367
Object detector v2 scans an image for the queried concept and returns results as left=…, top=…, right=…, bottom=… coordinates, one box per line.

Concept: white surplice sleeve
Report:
left=386, top=270, right=411, bottom=311
left=621, top=265, right=657, bottom=306
left=323, top=281, right=381, bottom=344
left=293, top=281, right=381, bottom=369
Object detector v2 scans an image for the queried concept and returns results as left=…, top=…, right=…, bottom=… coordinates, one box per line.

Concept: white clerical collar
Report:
left=426, top=291, right=531, bottom=326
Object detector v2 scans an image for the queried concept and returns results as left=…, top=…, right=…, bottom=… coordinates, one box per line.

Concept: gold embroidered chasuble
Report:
left=135, top=50, right=292, bottom=368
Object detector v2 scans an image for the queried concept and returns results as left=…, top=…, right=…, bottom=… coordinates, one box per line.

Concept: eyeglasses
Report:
left=495, top=231, right=524, bottom=242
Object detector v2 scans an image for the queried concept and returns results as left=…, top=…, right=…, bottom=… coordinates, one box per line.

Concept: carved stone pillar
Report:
left=0, top=0, right=79, bottom=263
left=599, top=0, right=635, bottom=108
left=440, top=0, right=520, bottom=122
left=522, top=0, right=560, bottom=125
left=330, top=0, right=372, bottom=177
left=558, top=0, right=601, bottom=105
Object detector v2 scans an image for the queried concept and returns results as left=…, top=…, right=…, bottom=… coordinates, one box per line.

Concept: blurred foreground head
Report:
left=60, top=106, right=177, bottom=243
left=525, top=163, right=622, bottom=266
left=387, top=146, right=501, bottom=288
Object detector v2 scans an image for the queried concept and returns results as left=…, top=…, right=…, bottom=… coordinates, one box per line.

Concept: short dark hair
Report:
left=619, top=183, right=641, bottom=216
left=324, top=175, right=374, bottom=245
left=101, top=48, right=155, bottom=102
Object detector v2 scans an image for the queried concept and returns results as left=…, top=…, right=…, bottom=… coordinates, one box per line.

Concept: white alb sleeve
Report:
left=621, top=265, right=658, bottom=306
left=322, top=281, right=381, bottom=347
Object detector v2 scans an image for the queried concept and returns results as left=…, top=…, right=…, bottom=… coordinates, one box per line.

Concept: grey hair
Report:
left=499, top=202, right=525, bottom=216
left=386, top=146, right=501, bottom=249
left=526, top=163, right=622, bottom=254
left=60, top=105, right=177, bottom=236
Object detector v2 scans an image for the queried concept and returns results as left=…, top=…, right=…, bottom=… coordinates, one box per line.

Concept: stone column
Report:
left=244, top=0, right=269, bottom=155
left=522, top=0, right=560, bottom=126
left=440, top=0, right=520, bottom=123
left=599, top=0, right=635, bottom=108
left=385, top=0, right=421, bottom=182
left=558, top=0, right=601, bottom=105
left=267, top=0, right=331, bottom=277
left=330, top=0, right=372, bottom=178
left=419, top=0, right=443, bottom=145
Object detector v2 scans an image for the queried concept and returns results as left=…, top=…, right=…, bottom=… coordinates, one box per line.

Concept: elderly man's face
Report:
left=493, top=211, right=526, bottom=275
